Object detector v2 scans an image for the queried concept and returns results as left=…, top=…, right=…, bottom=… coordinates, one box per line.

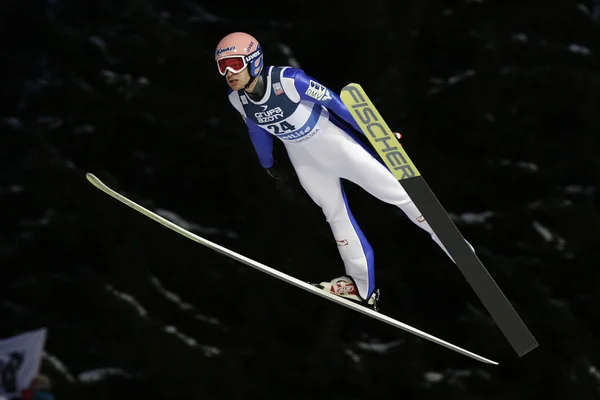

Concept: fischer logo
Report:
left=342, top=85, right=418, bottom=180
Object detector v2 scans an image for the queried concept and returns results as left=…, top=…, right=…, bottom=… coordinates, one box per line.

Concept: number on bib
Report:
left=266, top=121, right=296, bottom=134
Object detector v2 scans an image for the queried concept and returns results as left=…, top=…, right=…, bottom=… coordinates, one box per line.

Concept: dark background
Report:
left=2, top=0, right=600, bottom=399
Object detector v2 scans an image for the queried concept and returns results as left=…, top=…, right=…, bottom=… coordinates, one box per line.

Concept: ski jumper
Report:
left=227, top=66, right=453, bottom=300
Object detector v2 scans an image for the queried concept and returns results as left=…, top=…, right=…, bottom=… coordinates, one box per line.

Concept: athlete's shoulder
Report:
left=227, top=87, right=238, bottom=103
left=281, top=68, right=323, bottom=90
left=260, top=64, right=294, bottom=78
left=281, top=67, right=305, bottom=79
left=227, top=88, right=246, bottom=115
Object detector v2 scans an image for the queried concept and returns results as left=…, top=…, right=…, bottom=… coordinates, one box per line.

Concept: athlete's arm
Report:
left=246, top=119, right=275, bottom=168
left=285, top=69, right=363, bottom=133
left=227, top=89, right=275, bottom=168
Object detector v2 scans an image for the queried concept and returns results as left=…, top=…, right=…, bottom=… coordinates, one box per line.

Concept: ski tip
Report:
left=86, top=173, right=99, bottom=183
left=86, top=173, right=105, bottom=189
left=342, top=82, right=361, bottom=89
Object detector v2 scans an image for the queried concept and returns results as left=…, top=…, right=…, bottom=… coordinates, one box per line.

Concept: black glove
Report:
left=264, top=165, right=294, bottom=199
left=265, top=167, right=284, bottom=181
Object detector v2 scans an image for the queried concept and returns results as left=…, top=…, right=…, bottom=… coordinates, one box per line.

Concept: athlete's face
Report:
left=225, top=67, right=250, bottom=91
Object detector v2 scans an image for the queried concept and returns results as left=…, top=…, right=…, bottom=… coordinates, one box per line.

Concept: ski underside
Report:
left=86, top=173, right=497, bottom=365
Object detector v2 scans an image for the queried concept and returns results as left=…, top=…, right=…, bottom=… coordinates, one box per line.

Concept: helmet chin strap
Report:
left=244, top=70, right=266, bottom=100
left=244, top=74, right=257, bottom=89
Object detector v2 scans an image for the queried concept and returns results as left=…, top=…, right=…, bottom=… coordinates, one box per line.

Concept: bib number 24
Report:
left=266, top=121, right=296, bottom=134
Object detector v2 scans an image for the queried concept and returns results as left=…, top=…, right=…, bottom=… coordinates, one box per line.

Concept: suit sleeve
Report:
left=227, top=89, right=275, bottom=169
left=246, top=119, right=275, bottom=169
left=291, top=69, right=363, bottom=134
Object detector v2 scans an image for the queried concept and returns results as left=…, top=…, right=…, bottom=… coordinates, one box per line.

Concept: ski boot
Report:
left=313, top=276, right=380, bottom=311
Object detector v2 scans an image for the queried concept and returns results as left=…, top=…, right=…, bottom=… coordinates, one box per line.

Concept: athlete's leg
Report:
left=286, top=146, right=376, bottom=299
left=325, top=128, right=469, bottom=261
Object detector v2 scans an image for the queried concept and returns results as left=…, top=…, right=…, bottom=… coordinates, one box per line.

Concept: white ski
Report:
left=86, top=173, right=498, bottom=365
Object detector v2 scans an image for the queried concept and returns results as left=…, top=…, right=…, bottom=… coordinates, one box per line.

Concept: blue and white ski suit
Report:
left=227, top=66, right=451, bottom=300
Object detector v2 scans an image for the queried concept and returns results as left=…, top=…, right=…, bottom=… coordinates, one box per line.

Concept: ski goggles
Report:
left=217, top=56, right=247, bottom=76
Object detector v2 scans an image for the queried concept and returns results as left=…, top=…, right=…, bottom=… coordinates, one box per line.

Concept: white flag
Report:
left=0, top=328, right=47, bottom=396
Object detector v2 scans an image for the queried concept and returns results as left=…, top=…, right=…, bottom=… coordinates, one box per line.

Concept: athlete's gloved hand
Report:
left=392, top=131, right=403, bottom=145
left=265, top=164, right=294, bottom=200
left=265, top=167, right=284, bottom=181
left=265, top=163, right=290, bottom=186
